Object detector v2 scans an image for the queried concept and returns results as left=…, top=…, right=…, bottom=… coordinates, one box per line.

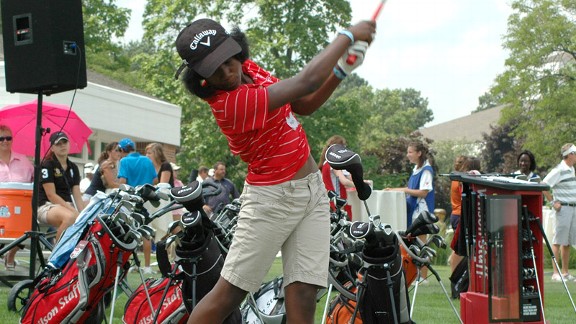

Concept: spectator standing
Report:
left=514, top=150, right=541, bottom=181
left=448, top=155, right=468, bottom=273
left=37, top=132, right=85, bottom=242
left=0, top=125, right=34, bottom=270
left=175, top=17, right=374, bottom=323
left=117, top=138, right=157, bottom=274
left=79, top=163, right=94, bottom=194
left=145, top=143, right=174, bottom=187
left=318, top=135, right=355, bottom=219
left=196, top=166, right=210, bottom=183
left=542, top=143, right=576, bottom=282
left=386, top=141, right=435, bottom=284
left=202, top=162, right=240, bottom=216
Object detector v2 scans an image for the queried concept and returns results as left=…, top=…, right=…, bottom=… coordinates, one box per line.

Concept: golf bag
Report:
left=326, top=293, right=362, bottom=324
left=449, top=256, right=469, bottom=299
left=357, top=237, right=412, bottom=324
left=241, top=276, right=286, bottom=324
left=122, top=277, right=187, bottom=324
left=20, top=216, right=137, bottom=323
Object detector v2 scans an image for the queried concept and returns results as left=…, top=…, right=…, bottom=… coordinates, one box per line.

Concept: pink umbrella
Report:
left=0, top=100, right=92, bottom=157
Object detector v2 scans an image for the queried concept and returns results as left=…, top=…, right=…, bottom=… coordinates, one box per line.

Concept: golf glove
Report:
left=337, top=40, right=369, bottom=76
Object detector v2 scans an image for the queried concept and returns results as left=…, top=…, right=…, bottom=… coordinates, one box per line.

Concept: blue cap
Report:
left=118, top=138, right=135, bottom=151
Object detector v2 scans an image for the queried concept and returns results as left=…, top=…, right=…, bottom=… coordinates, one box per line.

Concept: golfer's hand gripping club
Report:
left=336, top=41, right=369, bottom=77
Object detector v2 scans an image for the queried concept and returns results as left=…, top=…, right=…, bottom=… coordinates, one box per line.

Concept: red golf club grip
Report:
left=345, top=1, right=386, bottom=65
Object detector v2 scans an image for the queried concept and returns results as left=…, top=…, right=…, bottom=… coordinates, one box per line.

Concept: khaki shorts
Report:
left=553, top=205, right=576, bottom=245
left=37, top=202, right=74, bottom=224
left=37, top=202, right=58, bottom=224
left=221, top=171, right=330, bottom=292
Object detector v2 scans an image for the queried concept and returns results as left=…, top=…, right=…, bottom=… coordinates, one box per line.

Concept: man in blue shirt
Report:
left=117, top=138, right=157, bottom=186
left=116, top=137, right=157, bottom=274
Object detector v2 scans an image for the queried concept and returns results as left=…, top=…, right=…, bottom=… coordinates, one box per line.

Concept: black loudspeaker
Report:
left=1, top=0, right=87, bottom=94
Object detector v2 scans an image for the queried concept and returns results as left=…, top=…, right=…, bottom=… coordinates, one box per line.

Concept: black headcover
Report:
left=170, top=181, right=204, bottom=212
left=325, top=144, right=372, bottom=200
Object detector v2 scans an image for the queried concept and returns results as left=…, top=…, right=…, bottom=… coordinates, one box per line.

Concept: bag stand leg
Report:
left=109, top=251, right=124, bottom=323
left=132, top=251, right=155, bottom=314
left=152, top=263, right=181, bottom=324
left=320, top=283, right=334, bottom=324
left=427, top=264, right=463, bottom=324
left=350, top=269, right=366, bottom=323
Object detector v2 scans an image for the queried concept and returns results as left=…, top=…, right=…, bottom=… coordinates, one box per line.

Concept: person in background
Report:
left=514, top=150, right=540, bottom=182
left=79, top=163, right=94, bottom=194
left=450, top=157, right=481, bottom=266
left=170, top=162, right=186, bottom=223
left=175, top=17, right=374, bottom=323
left=145, top=143, right=174, bottom=187
left=171, top=162, right=184, bottom=187
left=542, top=143, right=576, bottom=282
left=83, top=142, right=121, bottom=201
left=0, top=125, right=34, bottom=270
left=37, top=132, right=85, bottom=242
left=318, top=135, right=355, bottom=219
left=118, top=138, right=157, bottom=274
left=196, top=166, right=210, bottom=183
left=448, top=155, right=468, bottom=274
left=202, top=161, right=240, bottom=216
left=386, top=141, right=435, bottom=284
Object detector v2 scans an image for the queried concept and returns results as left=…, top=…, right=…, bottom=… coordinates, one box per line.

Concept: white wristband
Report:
left=338, top=30, right=354, bottom=45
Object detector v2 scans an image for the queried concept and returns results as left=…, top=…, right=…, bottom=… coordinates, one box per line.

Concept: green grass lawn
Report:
left=1, top=254, right=576, bottom=323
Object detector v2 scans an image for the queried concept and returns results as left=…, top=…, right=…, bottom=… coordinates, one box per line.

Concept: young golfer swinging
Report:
left=175, top=18, right=376, bottom=323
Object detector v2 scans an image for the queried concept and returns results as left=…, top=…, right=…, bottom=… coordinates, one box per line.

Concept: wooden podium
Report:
left=450, top=174, right=548, bottom=324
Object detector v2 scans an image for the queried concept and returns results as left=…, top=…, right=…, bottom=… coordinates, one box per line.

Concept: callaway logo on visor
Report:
left=190, top=29, right=217, bottom=51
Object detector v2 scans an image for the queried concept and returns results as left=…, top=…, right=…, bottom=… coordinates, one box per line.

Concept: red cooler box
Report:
left=0, top=182, right=33, bottom=239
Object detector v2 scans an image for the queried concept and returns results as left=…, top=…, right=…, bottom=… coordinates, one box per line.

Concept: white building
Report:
left=1, top=49, right=181, bottom=172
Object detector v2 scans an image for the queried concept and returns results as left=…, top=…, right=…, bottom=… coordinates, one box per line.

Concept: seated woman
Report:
left=83, top=141, right=120, bottom=201
left=37, top=132, right=85, bottom=242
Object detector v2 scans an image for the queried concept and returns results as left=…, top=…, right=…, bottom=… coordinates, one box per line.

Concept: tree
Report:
left=83, top=0, right=131, bottom=54
left=491, top=0, right=576, bottom=170
left=474, top=91, right=502, bottom=112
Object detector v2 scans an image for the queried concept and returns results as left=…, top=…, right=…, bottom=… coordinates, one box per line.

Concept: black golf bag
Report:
left=449, top=256, right=469, bottom=299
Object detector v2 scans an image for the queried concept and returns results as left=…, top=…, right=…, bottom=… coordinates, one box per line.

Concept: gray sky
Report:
left=117, top=0, right=511, bottom=126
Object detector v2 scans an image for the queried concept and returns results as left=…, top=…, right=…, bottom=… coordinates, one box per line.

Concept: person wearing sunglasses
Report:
left=0, top=124, right=34, bottom=270
left=37, top=131, right=85, bottom=242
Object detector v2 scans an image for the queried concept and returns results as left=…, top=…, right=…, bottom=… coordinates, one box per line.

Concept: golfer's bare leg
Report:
left=187, top=277, right=247, bottom=324
left=284, top=281, right=319, bottom=324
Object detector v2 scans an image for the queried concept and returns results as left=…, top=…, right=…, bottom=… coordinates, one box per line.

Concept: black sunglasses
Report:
left=0, top=136, right=13, bottom=142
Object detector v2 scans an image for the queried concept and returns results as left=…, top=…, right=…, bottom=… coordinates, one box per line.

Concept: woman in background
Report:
left=38, top=132, right=85, bottom=242
left=514, top=150, right=540, bottom=181
left=318, top=135, right=355, bottom=219
left=386, top=141, right=435, bottom=284
left=83, top=141, right=120, bottom=200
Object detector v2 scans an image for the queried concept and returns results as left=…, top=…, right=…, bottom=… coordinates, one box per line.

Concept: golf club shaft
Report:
left=532, top=214, right=576, bottom=313
left=345, top=0, right=387, bottom=65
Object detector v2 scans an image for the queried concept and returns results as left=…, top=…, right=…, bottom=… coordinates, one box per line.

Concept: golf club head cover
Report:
left=170, top=181, right=204, bottom=212
left=137, top=183, right=161, bottom=208
left=411, top=223, right=440, bottom=237
left=405, top=210, right=438, bottom=236
left=325, top=144, right=372, bottom=200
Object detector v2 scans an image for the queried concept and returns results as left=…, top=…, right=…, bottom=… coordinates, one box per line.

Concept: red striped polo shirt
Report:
left=205, top=59, right=309, bottom=185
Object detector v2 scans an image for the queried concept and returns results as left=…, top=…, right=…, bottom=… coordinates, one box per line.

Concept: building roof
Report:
left=419, top=105, right=504, bottom=142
